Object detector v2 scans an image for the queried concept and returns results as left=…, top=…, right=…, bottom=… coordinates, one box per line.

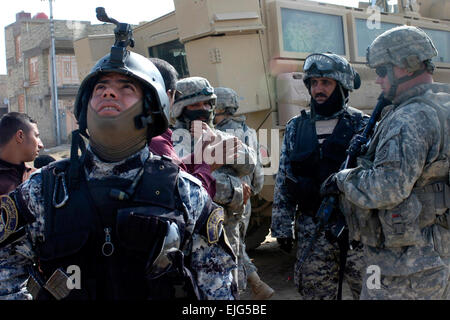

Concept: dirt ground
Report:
left=41, top=144, right=353, bottom=301
left=239, top=233, right=299, bottom=300
left=239, top=233, right=354, bottom=300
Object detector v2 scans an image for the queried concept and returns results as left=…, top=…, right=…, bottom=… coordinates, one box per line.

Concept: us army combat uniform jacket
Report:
left=336, top=83, right=450, bottom=289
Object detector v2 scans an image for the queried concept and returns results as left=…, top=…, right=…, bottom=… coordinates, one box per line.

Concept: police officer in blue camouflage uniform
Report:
left=0, top=11, right=236, bottom=300
left=214, top=87, right=274, bottom=300
left=271, top=53, right=368, bottom=300
left=322, top=26, right=450, bottom=300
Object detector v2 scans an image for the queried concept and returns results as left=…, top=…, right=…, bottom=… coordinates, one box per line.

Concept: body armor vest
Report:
left=288, top=109, right=362, bottom=213
left=31, top=155, right=206, bottom=300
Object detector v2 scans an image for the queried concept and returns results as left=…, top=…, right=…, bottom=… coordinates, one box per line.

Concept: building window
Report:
left=50, top=55, right=80, bottom=86
left=422, top=28, right=450, bottom=64
left=15, top=35, right=22, bottom=63
left=149, top=40, right=190, bottom=78
left=281, top=8, right=346, bottom=55
left=355, top=19, right=401, bottom=58
left=64, top=61, right=71, bottom=78
left=57, top=55, right=79, bottom=85
left=29, top=56, right=39, bottom=85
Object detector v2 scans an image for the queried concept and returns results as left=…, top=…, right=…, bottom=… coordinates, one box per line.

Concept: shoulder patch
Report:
left=206, top=207, right=224, bottom=244
left=0, top=195, right=19, bottom=243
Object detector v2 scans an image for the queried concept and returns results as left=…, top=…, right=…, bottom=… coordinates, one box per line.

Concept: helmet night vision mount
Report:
left=96, top=7, right=135, bottom=66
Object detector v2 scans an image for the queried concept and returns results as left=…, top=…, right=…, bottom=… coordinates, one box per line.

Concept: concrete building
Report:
left=5, top=11, right=115, bottom=146
left=0, top=75, right=9, bottom=117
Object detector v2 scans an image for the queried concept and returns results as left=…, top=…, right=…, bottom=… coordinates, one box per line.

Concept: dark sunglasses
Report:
left=375, top=65, right=389, bottom=78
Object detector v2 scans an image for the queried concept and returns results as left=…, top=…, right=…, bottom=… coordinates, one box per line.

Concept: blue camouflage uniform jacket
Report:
left=0, top=146, right=236, bottom=300
left=271, top=106, right=368, bottom=239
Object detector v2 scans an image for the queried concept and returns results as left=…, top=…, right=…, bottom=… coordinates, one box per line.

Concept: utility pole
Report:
left=45, top=0, right=61, bottom=146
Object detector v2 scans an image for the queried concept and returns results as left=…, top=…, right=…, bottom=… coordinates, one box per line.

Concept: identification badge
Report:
left=0, top=195, right=19, bottom=243
left=206, top=207, right=224, bottom=244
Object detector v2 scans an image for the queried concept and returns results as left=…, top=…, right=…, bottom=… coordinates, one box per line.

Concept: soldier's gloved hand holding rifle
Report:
left=319, top=132, right=371, bottom=198
left=320, top=174, right=339, bottom=197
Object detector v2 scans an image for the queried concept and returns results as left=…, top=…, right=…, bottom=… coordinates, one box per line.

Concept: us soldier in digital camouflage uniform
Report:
left=0, top=14, right=236, bottom=300
left=321, top=26, right=450, bottom=300
left=271, top=53, right=369, bottom=300
left=214, top=87, right=274, bottom=300
left=170, top=77, right=257, bottom=297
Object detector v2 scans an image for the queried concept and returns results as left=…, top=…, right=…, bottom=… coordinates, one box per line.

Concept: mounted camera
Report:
left=96, top=7, right=135, bottom=65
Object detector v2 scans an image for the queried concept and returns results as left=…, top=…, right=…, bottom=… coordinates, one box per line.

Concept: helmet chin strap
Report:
left=385, top=64, right=427, bottom=101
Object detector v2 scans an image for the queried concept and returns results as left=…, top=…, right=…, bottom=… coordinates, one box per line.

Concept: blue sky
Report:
left=0, top=0, right=365, bottom=74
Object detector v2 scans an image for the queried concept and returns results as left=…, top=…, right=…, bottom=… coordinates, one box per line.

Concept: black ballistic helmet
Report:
left=303, top=53, right=361, bottom=91
left=73, top=7, right=169, bottom=139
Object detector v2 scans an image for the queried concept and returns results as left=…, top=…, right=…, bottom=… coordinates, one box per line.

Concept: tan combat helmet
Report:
left=366, top=25, right=438, bottom=100
left=214, top=87, right=239, bottom=115
left=171, top=76, right=217, bottom=119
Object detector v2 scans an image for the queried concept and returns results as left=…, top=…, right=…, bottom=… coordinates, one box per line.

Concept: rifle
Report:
left=295, top=93, right=391, bottom=298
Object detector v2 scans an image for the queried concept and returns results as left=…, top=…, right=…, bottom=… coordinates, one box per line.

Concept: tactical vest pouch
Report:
left=285, top=174, right=320, bottom=213
left=338, top=194, right=361, bottom=242
left=39, top=159, right=95, bottom=261
left=356, top=209, right=383, bottom=248
left=416, top=158, right=449, bottom=187
left=289, top=113, right=318, bottom=178
left=38, top=231, right=91, bottom=261
left=27, top=265, right=71, bottom=300
left=431, top=222, right=450, bottom=258
left=339, top=194, right=383, bottom=247
left=414, top=181, right=450, bottom=228
left=116, top=206, right=199, bottom=300
left=436, top=210, right=450, bottom=230
left=378, top=194, right=424, bottom=247
left=116, top=207, right=170, bottom=256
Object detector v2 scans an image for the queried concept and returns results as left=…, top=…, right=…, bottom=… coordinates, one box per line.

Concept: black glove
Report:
left=277, top=238, right=293, bottom=253
left=320, top=173, right=340, bottom=198
left=347, top=134, right=368, bottom=158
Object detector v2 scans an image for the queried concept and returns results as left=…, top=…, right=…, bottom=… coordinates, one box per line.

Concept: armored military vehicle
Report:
left=74, top=0, right=450, bottom=249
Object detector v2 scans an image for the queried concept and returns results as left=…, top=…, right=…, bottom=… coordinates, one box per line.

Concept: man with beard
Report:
left=271, top=53, right=368, bottom=299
